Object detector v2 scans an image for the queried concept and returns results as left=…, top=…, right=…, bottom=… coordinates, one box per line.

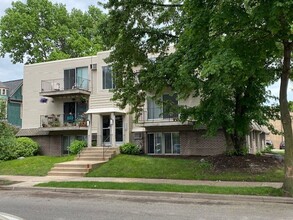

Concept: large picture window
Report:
left=147, top=94, right=178, bottom=119
left=147, top=132, right=180, bottom=154
left=102, top=66, right=115, bottom=89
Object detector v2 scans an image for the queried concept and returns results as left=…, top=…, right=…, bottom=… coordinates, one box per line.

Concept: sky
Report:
left=0, top=0, right=292, bottom=103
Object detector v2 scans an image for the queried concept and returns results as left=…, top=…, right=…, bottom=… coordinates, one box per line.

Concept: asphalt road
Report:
left=0, top=189, right=293, bottom=220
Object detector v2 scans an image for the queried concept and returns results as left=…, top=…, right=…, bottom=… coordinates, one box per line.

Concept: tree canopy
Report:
left=0, top=0, right=107, bottom=64
left=103, top=0, right=293, bottom=194
left=103, top=0, right=277, bottom=150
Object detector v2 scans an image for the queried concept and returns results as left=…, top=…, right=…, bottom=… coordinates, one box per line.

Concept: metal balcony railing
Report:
left=40, top=113, right=88, bottom=128
left=138, top=107, right=179, bottom=122
left=41, top=77, right=90, bottom=93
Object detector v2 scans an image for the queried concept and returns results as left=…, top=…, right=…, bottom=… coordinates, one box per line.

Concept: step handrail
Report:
left=103, top=135, right=111, bottom=160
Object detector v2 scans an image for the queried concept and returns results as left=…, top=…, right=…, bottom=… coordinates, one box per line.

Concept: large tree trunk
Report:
left=280, top=40, right=293, bottom=196
left=223, top=129, right=247, bottom=155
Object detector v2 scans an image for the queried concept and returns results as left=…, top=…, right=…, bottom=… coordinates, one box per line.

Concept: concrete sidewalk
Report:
left=0, top=175, right=283, bottom=188
left=2, top=175, right=293, bottom=205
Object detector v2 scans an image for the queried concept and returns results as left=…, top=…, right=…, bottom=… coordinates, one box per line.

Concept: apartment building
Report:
left=17, top=50, right=266, bottom=156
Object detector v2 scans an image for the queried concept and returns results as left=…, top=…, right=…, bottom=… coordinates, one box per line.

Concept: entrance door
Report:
left=102, top=115, right=124, bottom=146
left=102, top=115, right=111, bottom=145
left=64, top=102, right=76, bottom=123
left=115, top=115, right=123, bottom=142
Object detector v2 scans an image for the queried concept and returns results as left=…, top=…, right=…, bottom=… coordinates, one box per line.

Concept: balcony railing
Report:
left=40, top=113, right=88, bottom=128
left=41, top=77, right=90, bottom=93
left=138, top=107, right=179, bottom=122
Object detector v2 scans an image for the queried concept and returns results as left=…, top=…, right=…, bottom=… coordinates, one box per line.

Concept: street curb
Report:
left=2, top=185, right=293, bottom=205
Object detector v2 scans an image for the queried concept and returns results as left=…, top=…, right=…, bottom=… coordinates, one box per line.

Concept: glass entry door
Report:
left=102, top=115, right=111, bottom=144
left=115, top=115, right=123, bottom=142
left=102, top=115, right=124, bottom=146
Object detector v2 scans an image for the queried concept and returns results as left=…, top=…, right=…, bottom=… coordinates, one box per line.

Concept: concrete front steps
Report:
left=47, top=147, right=118, bottom=177
left=76, top=147, right=117, bottom=162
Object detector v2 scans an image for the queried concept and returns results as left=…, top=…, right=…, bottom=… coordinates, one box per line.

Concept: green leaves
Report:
left=103, top=0, right=291, bottom=152
left=0, top=0, right=107, bottom=64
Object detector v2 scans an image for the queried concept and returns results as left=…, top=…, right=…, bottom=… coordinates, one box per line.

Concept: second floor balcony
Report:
left=137, top=107, right=181, bottom=127
left=40, top=77, right=91, bottom=98
left=40, top=113, right=88, bottom=130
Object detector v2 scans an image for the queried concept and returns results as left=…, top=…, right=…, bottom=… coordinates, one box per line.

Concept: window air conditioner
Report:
left=90, top=64, right=97, bottom=70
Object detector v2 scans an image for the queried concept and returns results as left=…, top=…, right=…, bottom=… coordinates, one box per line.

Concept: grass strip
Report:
left=0, top=179, right=17, bottom=186
left=36, top=181, right=283, bottom=197
left=0, top=155, right=74, bottom=176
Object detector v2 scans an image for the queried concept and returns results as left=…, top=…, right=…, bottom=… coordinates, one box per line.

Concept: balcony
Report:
left=40, top=77, right=91, bottom=98
left=40, top=113, right=88, bottom=131
left=137, top=108, right=181, bottom=127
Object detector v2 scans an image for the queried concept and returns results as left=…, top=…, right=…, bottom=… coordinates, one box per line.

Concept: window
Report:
left=102, top=66, right=115, bottom=89
left=147, top=94, right=178, bottom=119
left=147, top=132, right=180, bottom=154
left=2, top=89, right=6, bottom=95
left=64, top=67, right=88, bottom=90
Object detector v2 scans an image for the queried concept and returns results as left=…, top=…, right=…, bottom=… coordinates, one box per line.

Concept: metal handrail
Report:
left=138, top=108, right=179, bottom=122
left=102, top=135, right=111, bottom=160
left=41, top=77, right=90, bottom=92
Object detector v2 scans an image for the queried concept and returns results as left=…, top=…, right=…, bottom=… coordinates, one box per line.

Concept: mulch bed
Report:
left=207, top=154, right=284, bottom=173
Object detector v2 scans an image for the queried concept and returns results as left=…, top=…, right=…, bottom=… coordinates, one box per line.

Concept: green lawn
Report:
left=0, top=179, right=16, bottom=185
left=0, top=154, right=283, bottom=182
left=271, top=149, right=285, bottom=155
left=0, top=155, right=74, bottom=176
left=87, top=155, right=284, bottom=182
left=36, top=181, right=283, bottom=197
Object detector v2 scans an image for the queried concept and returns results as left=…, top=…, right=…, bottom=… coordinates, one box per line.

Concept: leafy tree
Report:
left=0, top=0, right=107, bottom=64
left=103, top=1, right=293, bottom=195
left=0, top=101, right=16, bottom=161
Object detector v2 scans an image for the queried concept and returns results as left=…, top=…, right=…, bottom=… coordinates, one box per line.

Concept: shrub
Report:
left=255, top=151, right=262, bottom=156
left=120, top=143, right=140, bottom=155
left=261, top=145, right=273, bottom=154
left=15, top=137, right=39, bottom=158
left=0, top=121, right=17, bottom=161
left=68, top=140, right=87, bottom=155
left=225, top=147, right=249, bottom=156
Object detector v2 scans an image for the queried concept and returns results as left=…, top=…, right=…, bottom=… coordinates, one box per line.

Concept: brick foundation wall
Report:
left=180, top=130, right=227, bottom=156
left=32, top=135, right=62, bottom=156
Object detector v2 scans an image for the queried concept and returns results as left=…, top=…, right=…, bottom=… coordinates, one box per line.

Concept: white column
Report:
left=110, top=112, right=116, bottom=147
left=87, top=113, right=92, bottom=147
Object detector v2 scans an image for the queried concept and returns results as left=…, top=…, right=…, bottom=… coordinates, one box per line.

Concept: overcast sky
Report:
left=0, top=0, right=292, bottom=103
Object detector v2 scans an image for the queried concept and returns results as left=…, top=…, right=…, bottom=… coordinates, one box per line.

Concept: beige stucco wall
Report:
left=23, top=50, right=132, bottom=147
left=23, top=56, right=96, bottom=129
left=267, top=119, right=287, bottom=149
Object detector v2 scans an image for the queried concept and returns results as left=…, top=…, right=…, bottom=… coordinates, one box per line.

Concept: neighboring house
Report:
left=0, top=80, right=23, bottom=127
left=17, top=50, right=266, bottom=156
left=0, top=81, right=9, bottom=118
left=266, top=114, right=293, bottom=149
left=247, top=122, right=268, bottom=153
